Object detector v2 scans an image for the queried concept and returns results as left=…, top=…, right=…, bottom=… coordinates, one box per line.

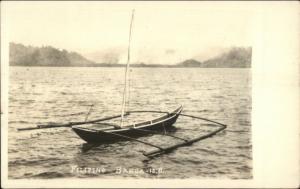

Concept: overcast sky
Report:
left=3, top=2, right=254, bottom=64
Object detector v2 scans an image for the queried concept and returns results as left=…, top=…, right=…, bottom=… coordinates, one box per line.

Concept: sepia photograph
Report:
left=1, top=1, right=299, bottom=188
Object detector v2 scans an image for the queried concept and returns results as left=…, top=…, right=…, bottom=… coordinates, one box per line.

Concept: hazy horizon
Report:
left=10, top=41, right=251, bottom=65
left=3, top=2, right=254, bottom=64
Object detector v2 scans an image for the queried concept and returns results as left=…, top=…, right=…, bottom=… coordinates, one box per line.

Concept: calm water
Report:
left=8, top=67, right=252, bottom=179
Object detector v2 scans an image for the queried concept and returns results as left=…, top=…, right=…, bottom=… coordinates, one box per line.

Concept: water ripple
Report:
left=8, top=67, right=252, bottom=179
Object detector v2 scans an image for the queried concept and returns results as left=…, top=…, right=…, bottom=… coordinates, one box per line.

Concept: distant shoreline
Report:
left=10, top=42, right=252, bottom=68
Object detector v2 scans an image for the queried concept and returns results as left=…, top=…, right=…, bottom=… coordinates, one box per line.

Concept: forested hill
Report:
left=10, top=43, right=251, bottom=68
left=177, top=47, right=252, bottom=68
left=202, top=47, right=252, bottom=68
left=9, top=43, right=96, bottom=66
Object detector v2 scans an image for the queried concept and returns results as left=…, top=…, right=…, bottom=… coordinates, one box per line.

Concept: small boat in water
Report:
left=72, top=106, right=183, bottom=143
left=18, top=10, right=227, bottom=158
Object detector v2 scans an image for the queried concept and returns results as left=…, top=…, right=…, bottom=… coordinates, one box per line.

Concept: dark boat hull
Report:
left=72, top=106, right=182, bottom=143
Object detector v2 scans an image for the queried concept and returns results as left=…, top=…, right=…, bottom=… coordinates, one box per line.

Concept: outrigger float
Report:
left=18, top=106, right=227, bottom=158
left=18, top=10, right=227, bottom=158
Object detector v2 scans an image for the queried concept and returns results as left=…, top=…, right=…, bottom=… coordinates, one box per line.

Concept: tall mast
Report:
left=120, top=9, right=135, bottom=127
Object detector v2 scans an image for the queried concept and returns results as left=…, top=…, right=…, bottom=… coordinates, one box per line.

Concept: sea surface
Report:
left=8, top=67, right=252, bottom=179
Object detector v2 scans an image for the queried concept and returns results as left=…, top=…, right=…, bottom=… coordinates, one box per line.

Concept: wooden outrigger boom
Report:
left=143, top=122, right=226, bottom=158
left=17, top=113, right=129, bottom=131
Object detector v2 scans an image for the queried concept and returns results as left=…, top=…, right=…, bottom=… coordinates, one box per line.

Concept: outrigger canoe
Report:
left=72, top=106, right=183, bottom=143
